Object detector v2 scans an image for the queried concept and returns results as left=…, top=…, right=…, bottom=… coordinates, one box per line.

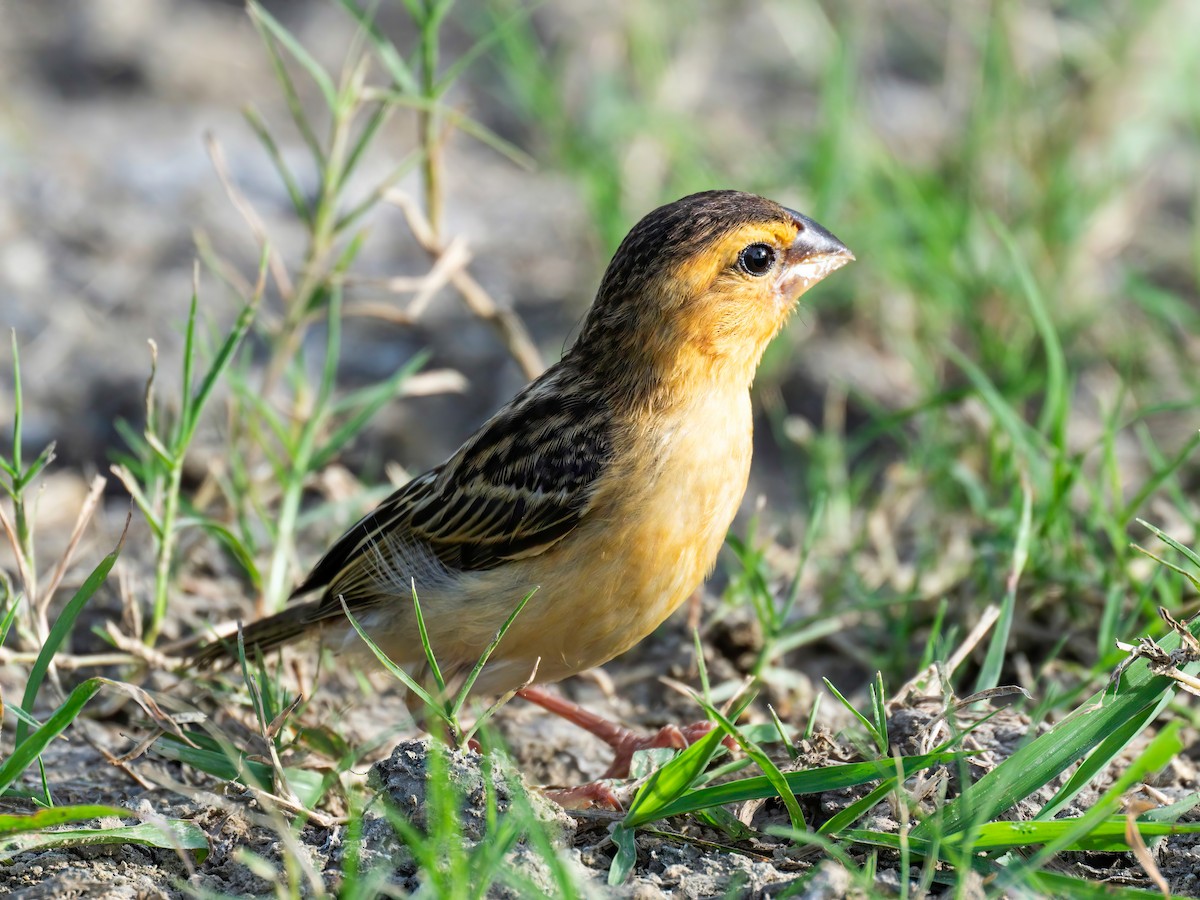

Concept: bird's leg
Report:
left=517, top=685, right=728, bottom=779
left=539, top=782, right=625, bottom=811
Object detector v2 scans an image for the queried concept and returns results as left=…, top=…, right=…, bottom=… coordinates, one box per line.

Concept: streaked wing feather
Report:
left=294, top=369, right=613, bottom=613
left=291, top=469, right=440, bottom=600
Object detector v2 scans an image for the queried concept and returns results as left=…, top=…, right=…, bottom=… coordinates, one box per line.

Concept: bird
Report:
left=190, top=190, right=853, bottom=776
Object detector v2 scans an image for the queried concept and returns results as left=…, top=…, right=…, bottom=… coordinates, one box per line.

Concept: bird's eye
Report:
left=738, top=243, right=776, bottom=277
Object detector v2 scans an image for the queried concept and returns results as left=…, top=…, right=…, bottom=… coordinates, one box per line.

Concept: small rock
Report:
left=368, top=738, right=574, bottom=844
left=786, top=859, right=851, bottom=899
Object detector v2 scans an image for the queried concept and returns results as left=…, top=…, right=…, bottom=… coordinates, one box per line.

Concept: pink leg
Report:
left=517, top=685, right=729, bottom=779
left=540, top=782, right=624, bottom=811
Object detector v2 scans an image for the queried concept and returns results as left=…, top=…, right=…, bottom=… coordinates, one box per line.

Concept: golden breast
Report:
left=465, top=384, right=754, bottom=688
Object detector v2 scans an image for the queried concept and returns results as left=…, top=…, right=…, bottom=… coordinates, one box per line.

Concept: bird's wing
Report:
left=294, top=370, right=614, bottom=612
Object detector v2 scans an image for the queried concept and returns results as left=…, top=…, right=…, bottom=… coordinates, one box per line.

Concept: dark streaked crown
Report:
left=593, top=190, right=789, bottom=306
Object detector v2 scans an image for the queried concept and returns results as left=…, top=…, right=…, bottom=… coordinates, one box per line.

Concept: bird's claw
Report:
left=603, top=719, right=736, bottom=779
left=542, top=781, right=624, bottom=811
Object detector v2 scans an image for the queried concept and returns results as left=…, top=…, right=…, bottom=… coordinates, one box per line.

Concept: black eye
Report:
left=738, top=243, right=775, bottom=276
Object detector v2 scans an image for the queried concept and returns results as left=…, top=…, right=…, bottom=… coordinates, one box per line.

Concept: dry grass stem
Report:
left=0, top=649, right=140, bottom=669
left=1125, top=794, right=1170, bottom=898
left=39, top=474, right=107, bottom=621
left=104, top=622, right=183, bottom=671
left=206, top=133, right=293, bottom=299
left=946, top=604, right=1002, bottom=676
left=387, top=189, right=544, bottom=379
left=0, top=501, right=35, bottom=618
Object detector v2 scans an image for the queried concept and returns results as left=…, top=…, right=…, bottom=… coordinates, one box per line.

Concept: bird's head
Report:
left=576, top=190, right=854, bottom=399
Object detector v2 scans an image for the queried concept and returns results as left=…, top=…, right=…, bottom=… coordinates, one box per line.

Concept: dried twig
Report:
left=86, top=730, right=157, bottom=790
left=104, top=622, right=183, bottom=672
left=0, top=501, right=34, bottom=617
left=0, top=648, right=139, bottom=669
left=1125, top=793, right=1169, bottom=898
left=206, top=133, right=293, bottom=299
left=138, top=764, right=344, bottom=830
left=39, top=474, right=107, bottom=621
left=947, top=604, right=1002, bottom=676
left=387, top=190, right=545, bottom=379
left=343, top=235, right=473, bottom=322
left=1113, top=607, right=1200, bottom=696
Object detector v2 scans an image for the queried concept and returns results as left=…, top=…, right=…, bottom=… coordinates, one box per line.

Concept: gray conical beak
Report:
left=778, top=208, right=854, bottom=297
left=784, top=207, right=855, bottom=265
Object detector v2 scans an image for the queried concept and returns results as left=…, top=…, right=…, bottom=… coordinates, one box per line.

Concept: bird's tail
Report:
left=180, top=599, right=325, bottom=669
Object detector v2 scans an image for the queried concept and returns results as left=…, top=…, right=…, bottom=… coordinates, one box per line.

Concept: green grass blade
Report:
left=850, top=815, right=1200, bottom=856
left=152, top=732, right=273, bottom=785
left=818, top=775, right=899, bottom=836
left=822, top=678, right=884, bottom=752
left=623, top=725, right=728, bottom=828
left=242, top=105, right=312, bottom=226
left=607, top=821, right=638, bottom=886
left=109, top=464, right=162, bottom=538
left=249, top=1, right=337, bottom=110
left=0, top=804, right=128, bottom=833
left=250, top=10, right=326, bottom=167
left=966, top=817, right=1200, bottom=853
left=1137, top=518, right=1200, bottom=575
left=0, top=679, right=104, bottom=796
left=768, top=618, right=845, bottom=657
left=912, top=625, right=1194, bottom=839
left=339, top=595, right=441, bottom=714
left=453, top=588, right=536, bottom=722
left=868, top=673, right=888, bottom=756
left=1035, top=691, right=1169, bottom=820
left=1000, top=722, right=1183, bottom=887
left=408, top=583, right=446, bottom=698
left=635, top=752, right=961, bottom=824
left=335, top=0, right=419, bottom=94
left=1130, top=545, right=1200, bottom=593
left=944, top=343, right=1043, bottom=461
left=0, top=819, right=209, bottom=863
left=338, top=102, right=393, bottom=194
left=1024, top=871, right=1191, bottom=899
left=177, top=292, right=199, bottom=445
left=181, top=286, right=261, bottom=449
left=12, top=442, right=55, bottom=493
left=364, top=88, right=537, bottom=170
left=179, top=517, right=262, bottom=589
left=151, top=732, right=326, bottom=808
left=991, top=217, right=1066, bottom=442
left=0, top=589, right=23, bottom=652
left=313, top=351, right=429, bottom=469
left=701, top=701, right=806, bottom=831
left=974, top=477, right=1031, bottom=694
left=15, top=525, right=124, bottom=746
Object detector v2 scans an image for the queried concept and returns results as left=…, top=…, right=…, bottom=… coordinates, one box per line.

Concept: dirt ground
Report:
left=3, top=1, right=1200, bottom=898
left=4, top=597, right=1200, bottom=898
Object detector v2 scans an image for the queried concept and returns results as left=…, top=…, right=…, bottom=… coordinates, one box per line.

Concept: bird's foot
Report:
left=541, top=781, right=624, bottom=811
left=517, top=685, right=735, bottom=779
left=602, top=719, right=731, bottom=779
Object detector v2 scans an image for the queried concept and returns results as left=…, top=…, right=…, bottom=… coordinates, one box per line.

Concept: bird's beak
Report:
left=786, top=209, right=854, bottom=264
left=779, top=208, right=854, bottom=295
